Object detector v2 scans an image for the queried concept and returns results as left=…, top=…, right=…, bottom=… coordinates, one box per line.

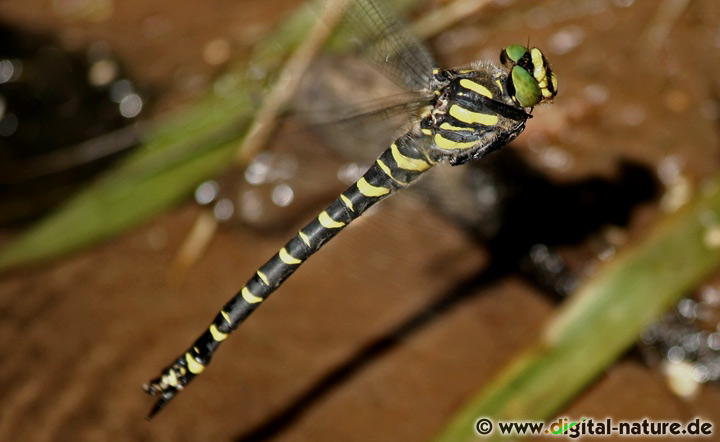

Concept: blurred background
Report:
left=1, top=0, right=720, bottom=440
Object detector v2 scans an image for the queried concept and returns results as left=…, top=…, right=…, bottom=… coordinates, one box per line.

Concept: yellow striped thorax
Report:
left=500, top=44, right=557, bottom=108
left=420, top=62, right=536, bottom=165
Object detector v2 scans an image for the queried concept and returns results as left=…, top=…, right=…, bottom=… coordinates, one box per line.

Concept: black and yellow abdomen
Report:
left=144, top=32, right=557, bottom=415
left=144, top=131, right=436, bottom=416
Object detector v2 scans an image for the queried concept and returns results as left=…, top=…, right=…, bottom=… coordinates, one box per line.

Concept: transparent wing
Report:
left=294, top=54, right=430, bottom=160
left=336, top=0, right=436, bottom=92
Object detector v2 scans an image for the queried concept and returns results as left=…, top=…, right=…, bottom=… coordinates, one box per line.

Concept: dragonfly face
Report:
left=501, top=44, right=558, bottom=108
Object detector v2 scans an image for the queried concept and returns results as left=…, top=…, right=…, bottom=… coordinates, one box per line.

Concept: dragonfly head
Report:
left=500, top=44, right=558, bottom=108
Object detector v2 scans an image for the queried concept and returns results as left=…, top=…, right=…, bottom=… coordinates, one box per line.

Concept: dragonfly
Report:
left=144, top=0, right=557, bottom=417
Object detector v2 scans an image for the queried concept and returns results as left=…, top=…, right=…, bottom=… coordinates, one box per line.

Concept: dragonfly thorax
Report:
left=420, top=64, right=531, bottom=166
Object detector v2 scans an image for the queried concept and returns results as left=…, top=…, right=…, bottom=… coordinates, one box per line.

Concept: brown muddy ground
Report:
left=2, top=0, right=720, bottom=441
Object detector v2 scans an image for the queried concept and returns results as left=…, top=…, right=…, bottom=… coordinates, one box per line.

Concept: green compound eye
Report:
left=502, top=44, right=528, bottom=64
left=501, top=44, right=556, bottom=107
left=510, top=65, right=542, bottom=108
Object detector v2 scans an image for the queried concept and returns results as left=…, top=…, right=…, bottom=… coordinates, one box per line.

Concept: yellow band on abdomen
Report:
left=340, top=194, right=354, bottom=212
left=209, top=324, right=228, bottom=341
left=319, top=211, right=345, bottom=229
left=357, top=177, right=390, bottom=197
left=376, top=159, right=400, bottom=183
left=242, top=286, right=263, bottom=304
left=390, top=143, right=430, bottom=172
left=279, top=247, right=302, bottom=265
left=256, top=270, right=269, bottom=285
left=185, top=353, right=205, bottom=374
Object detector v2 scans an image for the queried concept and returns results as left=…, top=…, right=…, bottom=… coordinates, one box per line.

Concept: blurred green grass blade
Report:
left=0, top=23, right=279, bottom=270
left=0, top=101, right=247, bottom=270
left=435, top=178, right=720, bottom=442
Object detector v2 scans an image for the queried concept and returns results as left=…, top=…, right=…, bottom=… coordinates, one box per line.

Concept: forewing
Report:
left=294, top=54, right=430, bottom=161
left=337, top=0, right=436, bottom=92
